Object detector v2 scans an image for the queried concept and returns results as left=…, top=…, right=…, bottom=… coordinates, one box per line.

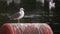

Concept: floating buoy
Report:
left=0, top=23, right=53, bottom=34
left=0, top=23, right=14, bottom=34
left=40, top=24, right=53, bottom=34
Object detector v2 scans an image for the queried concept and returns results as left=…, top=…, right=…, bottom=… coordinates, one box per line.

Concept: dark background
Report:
left=0, top=0, right=60, bottom=34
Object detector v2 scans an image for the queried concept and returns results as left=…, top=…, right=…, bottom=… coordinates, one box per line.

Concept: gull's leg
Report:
left=18, top=19, right=20, bottom=23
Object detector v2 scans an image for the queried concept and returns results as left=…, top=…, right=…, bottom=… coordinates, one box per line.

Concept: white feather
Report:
left=18, top=8, right=24, bottom=19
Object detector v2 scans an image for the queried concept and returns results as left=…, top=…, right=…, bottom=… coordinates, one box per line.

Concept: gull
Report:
left=9, top=8, right=24, bottom=23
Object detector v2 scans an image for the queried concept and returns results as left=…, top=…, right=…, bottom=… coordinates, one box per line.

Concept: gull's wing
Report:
left=9, top=12, right=21, bottom=19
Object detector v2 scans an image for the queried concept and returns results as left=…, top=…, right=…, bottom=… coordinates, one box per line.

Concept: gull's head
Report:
left=20, top=8, right=24, bottom=11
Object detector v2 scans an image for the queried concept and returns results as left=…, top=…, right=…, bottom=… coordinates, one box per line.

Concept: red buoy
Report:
left=0, top=23, right=14, bottom=34
left=40, top=24, right=53, bottom=34
left=0, top=23, right=53, bottom=34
